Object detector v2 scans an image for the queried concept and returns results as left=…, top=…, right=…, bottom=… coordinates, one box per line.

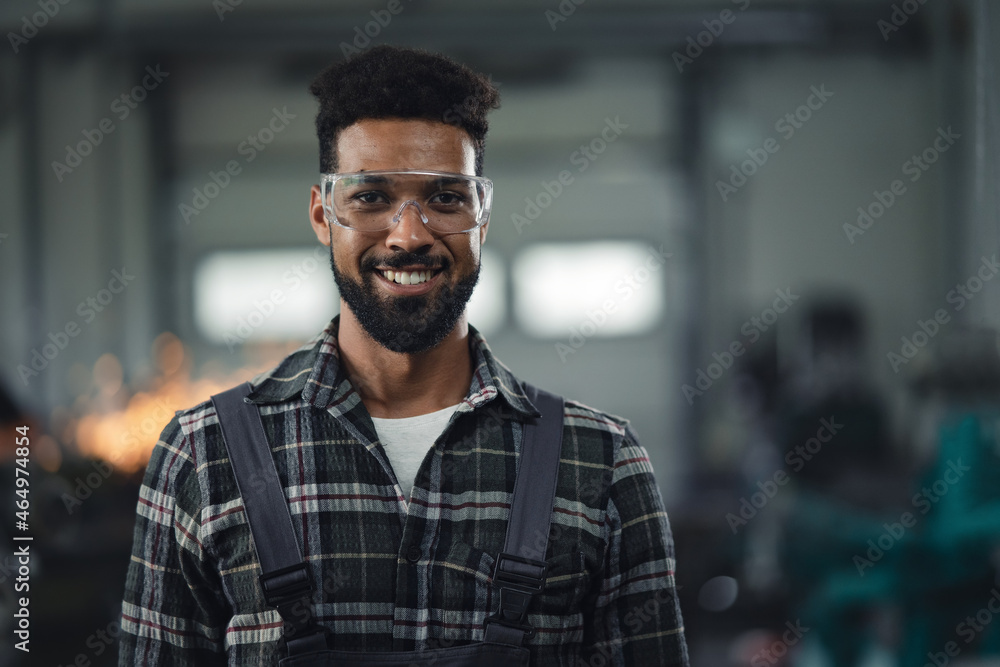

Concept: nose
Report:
left=385, top=200, right=435, bottom=253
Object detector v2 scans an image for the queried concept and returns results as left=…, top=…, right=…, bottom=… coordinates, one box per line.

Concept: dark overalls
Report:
left=211, top=382, right=565, bottom=667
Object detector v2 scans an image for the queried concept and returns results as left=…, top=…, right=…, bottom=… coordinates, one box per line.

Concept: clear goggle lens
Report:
left=321, top=170, right=492, bottom=234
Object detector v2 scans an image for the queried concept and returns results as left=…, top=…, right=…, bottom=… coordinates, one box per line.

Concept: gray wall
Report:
left=0, top=0, right=992, bottom=510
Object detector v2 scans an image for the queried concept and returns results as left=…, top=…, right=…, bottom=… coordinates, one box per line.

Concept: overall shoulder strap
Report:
left=484, top=382, right=565, bottom=647
left=210, top=382, right=327, bottom=655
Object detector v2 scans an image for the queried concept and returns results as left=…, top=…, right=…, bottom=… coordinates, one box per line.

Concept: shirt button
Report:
left=406, top=545, right=422, bottom=563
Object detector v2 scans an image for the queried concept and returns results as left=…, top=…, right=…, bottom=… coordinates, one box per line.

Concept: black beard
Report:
left=330, top=247, right=480, bottom=354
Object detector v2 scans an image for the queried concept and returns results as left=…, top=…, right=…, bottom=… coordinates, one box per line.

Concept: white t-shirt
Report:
left=370, top=403, right=461, bottom=499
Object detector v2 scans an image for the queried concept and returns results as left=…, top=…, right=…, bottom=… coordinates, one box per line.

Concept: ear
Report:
left=479, top=212, right=489, bottom=246
left=309, top=184, right=331, bottom=246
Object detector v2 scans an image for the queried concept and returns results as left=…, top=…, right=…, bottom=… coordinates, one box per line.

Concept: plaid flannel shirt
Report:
left=119, top=316, right=689, bottom=666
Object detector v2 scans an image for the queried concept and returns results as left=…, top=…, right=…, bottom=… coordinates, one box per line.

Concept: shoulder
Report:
left=141, top=395, right=226, bottom=500
left=555, top=396, right=657, bottom=487
left=552, top=396, right=636, bottom=470
left=173, top=396, right=224, bottom=466
left=562, top=398, right=629, bottom=438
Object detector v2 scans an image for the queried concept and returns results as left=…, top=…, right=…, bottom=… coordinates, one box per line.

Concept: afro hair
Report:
left=309, top=45, right=501, bottom=175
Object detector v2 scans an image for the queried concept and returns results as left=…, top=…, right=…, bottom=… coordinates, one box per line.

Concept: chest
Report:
left=201, top=403, right=605, bottom=649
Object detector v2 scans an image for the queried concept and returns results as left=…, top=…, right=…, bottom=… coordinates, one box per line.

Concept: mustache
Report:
left=360, top=253, right=450, bottom=272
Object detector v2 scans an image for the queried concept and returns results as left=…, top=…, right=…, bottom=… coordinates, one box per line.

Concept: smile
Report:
left=379, top=268, right=442, bottom=285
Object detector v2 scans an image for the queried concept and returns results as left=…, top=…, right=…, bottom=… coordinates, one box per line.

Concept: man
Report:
left=119, top=45, right=689, bottom=666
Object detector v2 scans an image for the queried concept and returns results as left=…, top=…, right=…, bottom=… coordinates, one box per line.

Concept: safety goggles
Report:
left=320, top=169, right=493, bottom=234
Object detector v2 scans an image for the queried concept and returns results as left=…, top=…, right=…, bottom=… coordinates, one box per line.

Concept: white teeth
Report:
left=382, top=269, right=434, bottom=285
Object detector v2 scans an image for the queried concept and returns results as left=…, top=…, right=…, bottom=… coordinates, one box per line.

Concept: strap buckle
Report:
left=484, top=552, right=547, bottom=639
left=259, top=563, right=328, bottom=653
left=493, top=552, right=547, bottom=593
left=259, top=562, right=313, bottom=609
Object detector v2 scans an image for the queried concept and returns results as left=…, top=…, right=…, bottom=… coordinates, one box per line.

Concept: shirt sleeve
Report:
left=580, top=423, right=690, bottom=666
left=118, top=415, right=229, bottom=666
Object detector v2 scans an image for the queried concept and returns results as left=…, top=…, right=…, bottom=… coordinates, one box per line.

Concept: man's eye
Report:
left=353, top=191, right=389, bottom=205
left=431, top=192, right=466, bottom=206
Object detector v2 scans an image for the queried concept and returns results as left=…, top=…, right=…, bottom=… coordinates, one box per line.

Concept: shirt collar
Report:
left=245, top=315, right=540, bottom=420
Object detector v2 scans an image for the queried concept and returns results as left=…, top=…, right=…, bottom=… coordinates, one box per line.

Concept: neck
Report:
left=336, top=306, right=473, bottom=418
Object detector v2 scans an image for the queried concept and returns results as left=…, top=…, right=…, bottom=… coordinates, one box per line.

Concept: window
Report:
left=194, top=249, right=336, bottom=345
left=512, top=241, right=665, bottom=338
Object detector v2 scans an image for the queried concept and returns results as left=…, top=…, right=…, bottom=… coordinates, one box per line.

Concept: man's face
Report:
left=309, top=118, right=489, bottom=353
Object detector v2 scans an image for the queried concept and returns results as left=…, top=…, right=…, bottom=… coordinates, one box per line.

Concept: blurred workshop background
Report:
left=2, top=0, right=1000, bottom=665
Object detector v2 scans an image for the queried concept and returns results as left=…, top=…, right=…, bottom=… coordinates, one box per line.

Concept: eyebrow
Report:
left=339, top=173, right=474, bottom=190
left=431, top=176, right=466, bottom=187
left=341, top=174, right=391, bottom=187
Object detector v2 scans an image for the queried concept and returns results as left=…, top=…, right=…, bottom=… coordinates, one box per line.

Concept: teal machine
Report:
left=770, top=316, right=1000, bottom=663
left=782, top=410, right=1000, bottom=665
